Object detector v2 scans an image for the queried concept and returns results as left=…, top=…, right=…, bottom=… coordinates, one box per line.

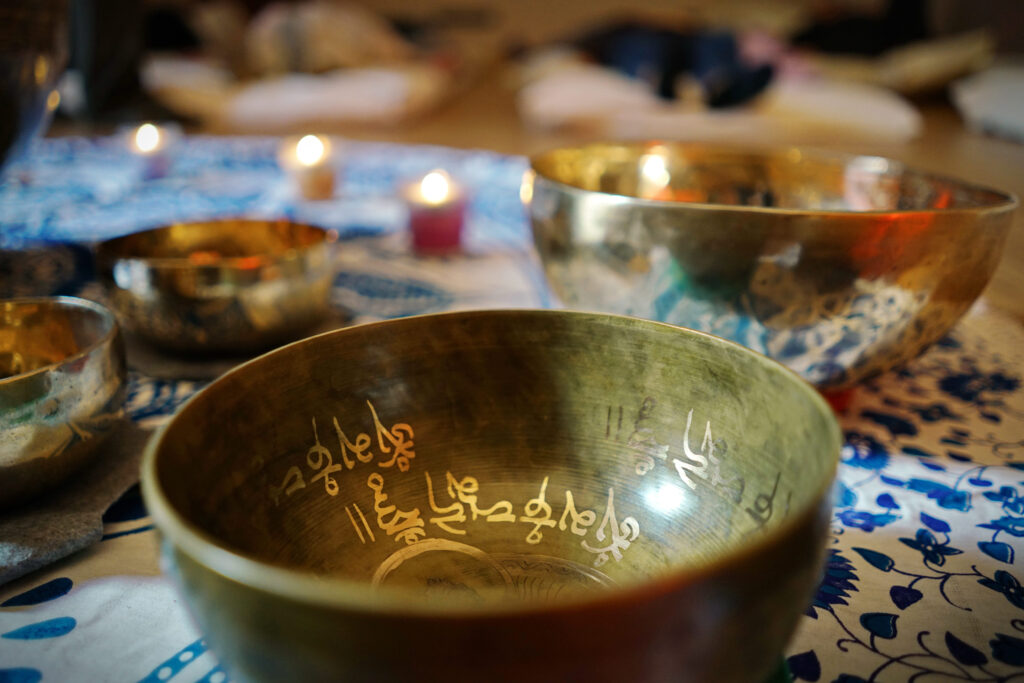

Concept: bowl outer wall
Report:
left=527, top=143, right=1017, bottom=389
left=0, top=296, right=126, bottom=508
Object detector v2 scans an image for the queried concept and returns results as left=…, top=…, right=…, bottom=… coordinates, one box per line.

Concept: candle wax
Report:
left=409, top=197, right=466, bottom=254
left=296, top=166, right=335, bottom=201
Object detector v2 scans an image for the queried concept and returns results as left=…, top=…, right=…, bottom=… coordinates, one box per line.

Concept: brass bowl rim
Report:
left=528, top=141, right=1019, bottom=218
left=0, top=295, right=120, bottom=386
left=141, top=308, right=841, bottom=617
left=94, top=218, right=338, bottom=270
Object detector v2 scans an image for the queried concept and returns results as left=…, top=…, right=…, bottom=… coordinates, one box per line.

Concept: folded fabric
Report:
left=518, top=62, right=922, bottom=143
left=0, top=422, right=152, bottom=586
left=516, top=62, right=662, bottom=131
left=227, top=66, right=449, bottom=130
left=141, top=57, right=451, bottom=131
left=0, top=242, right=94, bottom=297
left=952, top=64, right=1024, bottom=143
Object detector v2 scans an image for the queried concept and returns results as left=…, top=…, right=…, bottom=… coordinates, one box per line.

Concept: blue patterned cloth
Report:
left=1, top=136, right=1023, bottom=682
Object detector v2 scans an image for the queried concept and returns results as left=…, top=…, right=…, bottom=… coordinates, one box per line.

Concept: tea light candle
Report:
left=285, top=134, right=335, bottom=201
left=404, top=169, right=466, bottom=255
left=130, top=122, right=174, bottom=179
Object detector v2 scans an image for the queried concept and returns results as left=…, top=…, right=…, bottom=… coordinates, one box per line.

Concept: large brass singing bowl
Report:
left=527, top=143, right=1017, bottom=389
left=96, top=219, right=338, bottom=354
left=142, top=310, right=840, bottom=683
left=0, top=297, right=125, bottom=508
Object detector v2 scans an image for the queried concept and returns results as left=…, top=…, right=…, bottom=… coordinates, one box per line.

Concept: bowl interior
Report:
left=0, top=297, right=113, bottom=379
left=98, top=220, right=330, bottom=265
left=531, top=143, right=1010, bottom=212
left=149, top=311, right=839, bottom=609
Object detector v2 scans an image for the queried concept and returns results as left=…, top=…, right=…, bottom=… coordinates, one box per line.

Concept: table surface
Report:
left=2, top=87, right=1024, bottom=682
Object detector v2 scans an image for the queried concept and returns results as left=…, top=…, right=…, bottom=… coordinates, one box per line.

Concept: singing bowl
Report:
left=95, top=219, right=338, bottom=354
left=0, top=297, right=125, bottom=508
left=526, top=143, right=1017, bottom=389
left=142, top=309, right=840, bottom=683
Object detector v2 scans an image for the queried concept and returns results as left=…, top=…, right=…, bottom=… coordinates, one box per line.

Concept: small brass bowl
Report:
left=143, top=310, right=840, bottom=683
left=527, top=143, right=1017, bottom=389
left=0, top=297, right=126, bottom=509
left=95, top=219, right=338, bottom=354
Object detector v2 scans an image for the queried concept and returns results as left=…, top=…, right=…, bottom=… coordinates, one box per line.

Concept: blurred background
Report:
left=51, top=0, right=1024, bottom=145
left=10, top=0, right=1024, bottom=316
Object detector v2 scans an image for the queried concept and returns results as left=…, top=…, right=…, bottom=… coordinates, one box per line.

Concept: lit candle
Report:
left=129, top=122, right=175, bottom=179
left=404, top=169, right=466, bottom=255
left=282, top=134, right=335, bottom=201
left=638, top=150, right=673, bottom=201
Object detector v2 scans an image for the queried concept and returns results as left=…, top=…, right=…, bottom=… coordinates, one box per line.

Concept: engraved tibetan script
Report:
left=368, top=472, right=426, bottom=545
left=269, top=401, right=415, bottom=506
left=424, top=470, right=639, bottom=567
left=580, top=487, right=640, bottom=567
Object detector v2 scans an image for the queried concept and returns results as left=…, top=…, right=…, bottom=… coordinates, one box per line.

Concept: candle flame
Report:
left=135, top=123, right=161, bottom=153
left=420, top=170, right=451, bottom=205
left=640, top=153, right=671, bottom=192
left=296, top=135, right=326, bottom=167
left=519, top=169, right=534, bottom=204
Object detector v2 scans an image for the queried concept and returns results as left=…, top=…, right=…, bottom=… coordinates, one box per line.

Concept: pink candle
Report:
left=405, top=170, right=466, bottom=255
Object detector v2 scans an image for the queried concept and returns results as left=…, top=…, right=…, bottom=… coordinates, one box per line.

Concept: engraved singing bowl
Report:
left=142, top=309, right=840, bottom=683
left=95, top=219, right=338, bottom=354
left=0, top=297, right=125, bottom=508
left=527, top=143, right=1017, bottom=390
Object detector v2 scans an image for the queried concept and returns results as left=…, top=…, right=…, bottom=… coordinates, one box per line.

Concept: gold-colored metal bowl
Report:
left=95, top=219, right=338, bottom=354
left=0, top=297, right=126, bottom=509
left=527, top=143, right=1017, bottom=389
left=142, top=309, right=840, bottom=683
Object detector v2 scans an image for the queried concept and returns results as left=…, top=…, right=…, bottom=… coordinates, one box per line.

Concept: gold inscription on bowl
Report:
left=269, top=397, right=792, bottom=600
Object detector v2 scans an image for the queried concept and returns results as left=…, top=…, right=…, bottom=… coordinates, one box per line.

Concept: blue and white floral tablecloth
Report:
left=1, top=136, right=1023, bottom=682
